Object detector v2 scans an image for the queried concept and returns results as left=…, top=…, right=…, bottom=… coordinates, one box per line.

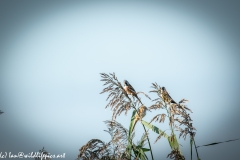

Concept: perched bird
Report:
left=135, top=105, right=147, bottom=120
left=132, top=105, right=147, bottom=131
left=123, top=80, right=142, bottom=104
left=161, top=87, right=177, bottom=104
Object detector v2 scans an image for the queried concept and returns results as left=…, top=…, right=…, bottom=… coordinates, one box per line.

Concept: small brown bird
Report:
left=132, top=105, right=147, bottom=131
left=161, top=87, right=177, bottom=104
left=123, top=80, right=143, bottom=104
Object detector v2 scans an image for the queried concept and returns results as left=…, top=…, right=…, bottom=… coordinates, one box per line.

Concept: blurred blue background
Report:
left=0, top=0, right=240, bottom=159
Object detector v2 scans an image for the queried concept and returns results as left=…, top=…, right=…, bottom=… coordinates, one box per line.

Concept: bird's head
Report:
left=123, top=80, right=129, bottom=86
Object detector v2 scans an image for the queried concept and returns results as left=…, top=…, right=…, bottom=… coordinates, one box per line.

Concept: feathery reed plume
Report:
left=77, top=121, right=129, bottom=160
left=100, top=73, right=132, bottom=120
left=149, top=83, right=164, bottom=110
left=77, top=139, right=110, bottom=160
left=104, top=120, right=128, bottom=158
left=174, top=99, right=195, bottom=140
left=150, top=113, right=166, bottom=124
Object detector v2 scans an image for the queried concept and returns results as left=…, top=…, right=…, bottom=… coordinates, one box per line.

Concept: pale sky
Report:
left=0, top=0, right=240, bottom=159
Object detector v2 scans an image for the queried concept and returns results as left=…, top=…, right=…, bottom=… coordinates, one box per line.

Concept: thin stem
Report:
left=192, top=136, right=200, bottom=160
left=190, top=137, right=193, bottom=160
left=142, top=123, right=154, bottom=160
left=127, top=137, right=133, bottom=159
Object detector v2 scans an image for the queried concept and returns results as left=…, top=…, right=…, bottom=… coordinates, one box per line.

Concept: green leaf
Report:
left=127, top=110, right=137, bottom=159
left=142, top=121, right=184, bottom=158
left=130, top=142, right=149, bottom=160
left=141, top=120, right=168, bottom=139
left=142, top=148, right=150, bottom=152
left=134, top=146, right=148, bottom=160
left=129, top=110, right=137, bottom=137
left=168, top=134, right=180, bottom=150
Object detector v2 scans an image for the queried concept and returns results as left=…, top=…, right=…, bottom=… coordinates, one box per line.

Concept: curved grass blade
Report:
left=142, top=148, right=150, bottom=152
left=127, top=110, right=137, bottom=159
left=129, top=110, right=137, bottom=136
left=141, top=120, right=168, bottom=139
left=197, top=138, right=240, bottom=148
left=142, top=121, right=185, bottom=158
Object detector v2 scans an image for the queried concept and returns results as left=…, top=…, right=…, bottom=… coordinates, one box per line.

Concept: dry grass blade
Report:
left=152, top=98, right=160, bottom=102
left=151, top=82, right=159, bottom=89
left=149, top=114, right=166, bottom=124
left=155, top=130, right=166, bottom=143
left=160, top=114, right=166, bottom=123
left=178, top=99, right=188, bottom=104
left=149, top=114, right=160, bottom=124
left=148, top=101, right=164, bottom=110
left=137, top=91, right=151, bottom=100
left=174, top=125, right=183, bottom=133
left=182, top=106, right=192, bottom=113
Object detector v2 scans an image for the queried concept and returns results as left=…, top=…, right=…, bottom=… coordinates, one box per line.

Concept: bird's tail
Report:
left=171, top=99, right=177, bottom=104
left=135, top=95, right=143, bottom=105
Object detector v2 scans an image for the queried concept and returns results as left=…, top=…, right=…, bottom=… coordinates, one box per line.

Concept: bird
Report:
left=123, top=80, right=143, bottom=104
left=135, top=105, right=147, bottom=120
left=161, top=87, right=177, bottom=104
left=132, top=105, right=147, bottom=132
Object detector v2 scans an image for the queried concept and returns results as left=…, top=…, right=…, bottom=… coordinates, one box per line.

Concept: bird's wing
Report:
left=165, top=90, right=176, bottom=103
left=128, top=84, right=136, bottom=93
left=165, top=90, right=172, bottom=99
left=162, top=87, right=176, bottom=104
